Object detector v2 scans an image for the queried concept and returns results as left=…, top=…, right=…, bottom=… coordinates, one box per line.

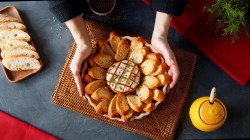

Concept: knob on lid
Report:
left=199, top=101, right=226, bottom=125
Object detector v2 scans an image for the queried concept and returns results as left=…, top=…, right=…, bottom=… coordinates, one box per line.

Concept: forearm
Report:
left=65, top=16, right=92, bottom=53
left=152, top=11, right=172, bottom=40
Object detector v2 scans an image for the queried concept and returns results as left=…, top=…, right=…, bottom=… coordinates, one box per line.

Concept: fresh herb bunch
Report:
left=205, top=0, right=249, bottom=43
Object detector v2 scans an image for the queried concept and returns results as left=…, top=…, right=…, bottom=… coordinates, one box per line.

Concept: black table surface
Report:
left=0, top=1, right=249, bottom=140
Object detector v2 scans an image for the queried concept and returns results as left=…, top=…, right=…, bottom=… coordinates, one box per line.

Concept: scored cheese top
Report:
left=106, top=60, right=141, bottom=94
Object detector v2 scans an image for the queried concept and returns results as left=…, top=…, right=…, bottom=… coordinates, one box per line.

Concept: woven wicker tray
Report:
left=51, top=20, right=197, bottom=140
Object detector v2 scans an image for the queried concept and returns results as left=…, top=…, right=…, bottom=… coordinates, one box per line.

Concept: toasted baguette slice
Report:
left=156, top=74, right=171, bottom=86
left=0, top=22, right=26, bottom=31
left=145, top=53, right=162, bottom=61
left=87, top=55, right=97, bottom=67
left=95, top=98, right=112, bottom=115
left=0, top=40, right=35, bottom=51
left=91, top=87, right=112, bottom=102
left=93, top=53, right=114, bottom=68
left=135, top=84, right=153, bottom=103
left=140, top=59, right=159, bottom=75
left=149, top=63, right=167, bottom=76
left=130, top=36, right=144, bottom=51
left=128, top=47, right=149, bottom=64
left=0, top=29, right=30, bottom=42
left=152, top=88, right=165, bottom=102
left=109, top=31, right=120, bottom=53
left=88, top=66, right=106, bottom=80
left=121, top=107, right=133, bottom=122
left=83, top=74, right=95, bottom=83
left=126, top=94, right=143, bottom=112
left=116, top=93, right=130, bottom=116
left=2, top=56, right=41, bottom=71
left=97, top=39, right=115, bottom=58
left=108, top=94, right=120, bottom=118
left=142, top=102, right=155, bottom=112
left=0, top=14, right=22, bottom=23
left=1, top=48, right=39, bottom=59
left=115, top=39, right=129, bottom=61
left=84, top=80, right=106, bottom=95
left=142, top=76, right=160, bottom=89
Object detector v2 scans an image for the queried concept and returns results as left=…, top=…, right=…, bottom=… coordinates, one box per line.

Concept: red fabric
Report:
left=143, top=0, right=150, bottom=6
left=171, top=0, right=250, bottom=85
left=0, top=111, right=58, bottom=140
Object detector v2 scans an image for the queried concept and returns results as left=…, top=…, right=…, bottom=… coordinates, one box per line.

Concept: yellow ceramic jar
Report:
left=189, top=88, right=227, bottom=132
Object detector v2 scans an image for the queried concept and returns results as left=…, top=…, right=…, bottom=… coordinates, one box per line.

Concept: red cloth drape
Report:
left=0, top=111, right=59, bottom=140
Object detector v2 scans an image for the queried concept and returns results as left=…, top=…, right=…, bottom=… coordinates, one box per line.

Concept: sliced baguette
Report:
left=93, top=53, right=114, bottom=68
left=109, top=31, right=120, bottom=53
left=135, top=84, right=153, bottom=103
left=116, top=93, right=130, bottom=116
left=83, top=74, right=95, bottom=83
left=140, top=59, right=159, bottom=75
left=91, top=87, right=112, bottom=102
left=1, top=48, right=39, bottom=59
left=84, top=80, right=106, bottom=95
left=0, top=14, right=22, bottom=23
left=145, top=53, right=162, bottom=61
left=108, top=94, right=120, bottom=118
left=128, top=47, right=149, bottom=64
left=87, top=55, right=98, bottom=67
left=115, top=39, right=129, bottom=61
left=0, top=22, right=26, bottom=31
left=87, top=66, right=106, bottom=80
left=152, top=88, right=165, bottom=102
left=130, top=36, right=144, bottom=51
left=0, top=40, right=35, bottom=51
left=2, top=56, right=41, bottom=71
left=156, top=74, right=171, bottom=86
left=0, top=29, right=30, bottom=42
left=142, top=102, right=155, bottom=113
left=95, top=98, right=112, bottom=115
left=142, top=76, right=160, bottom=89
left=126, top=94, right=143, bottom=112
left=149, top=63, right=167, bottom=76
left=97, top=39, right=115, bottom=58
left=121, top=107, right=133, bottom=122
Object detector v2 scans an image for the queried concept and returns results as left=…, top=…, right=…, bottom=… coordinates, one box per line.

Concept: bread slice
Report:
left=0, top=29, right=30, bottom=42
left=91, top=87, right=112, bottom=102
left=142, top=102, right=155, bottom=112
left=128, top=47, right=148, bottom=64
left=130, top=36, right=144, bottom=51
left=1, top=48, right=39, bottom=59
left=145, top=53, right=162, bottom=61
left=121, top=107, right=133, bottom=122
left=93, top=53, right=114, bottom=68
left=152, top=88, right=165, bottom=102
left=95, top=98, right=112, bottom=115
left=97, top=39, right=115, bottom=58
left=109, top=31, right=121, bottom=53
left=87, top=55, right=97, bottom=67
left=126, top=94, right=143, bottom=112
left=116, top=93, right=130, bottom=116
left=0, top=22, right=26, bottom=31
left=142, top=76, right=160, bottom=89
left=84, top=80, right=106, bottom=95
left=83, top=74, right=95, bottom=83
left=0, top=14, right=22, bottom=23
left=135, top=84, right=153, bottom=103
left=87, top=66, right=106, bottom=80
left=115, top=39, right=129, bottom=61
left=108, top=94, right=120, bottom=118
left=0, top=39, right=35, bottom=51
left=2, top=56, right=41, bottom=71
left=140, top=59, right=159, bottom=75
left=156, top=74, right=171, bottom=86
left=149, top=63, right=167, bottom=76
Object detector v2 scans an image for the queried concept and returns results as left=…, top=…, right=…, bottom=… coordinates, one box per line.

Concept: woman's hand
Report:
left=65, top=15, right=92, bottom=99
left=152, top=11, right=179, bottom=89
left=151, top=37, right=179, bottom=89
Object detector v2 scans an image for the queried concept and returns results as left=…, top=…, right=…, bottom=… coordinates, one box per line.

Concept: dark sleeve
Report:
left=150, top=0, right=188, bottom=16
left=48, top=0, right=87, bottom=22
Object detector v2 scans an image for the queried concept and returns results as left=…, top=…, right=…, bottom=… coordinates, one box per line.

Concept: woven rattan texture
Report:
left=51, top=20, right=197, bottom=140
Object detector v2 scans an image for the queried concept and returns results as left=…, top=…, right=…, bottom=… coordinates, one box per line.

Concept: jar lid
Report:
left=199, top=100, right=226, bottom=125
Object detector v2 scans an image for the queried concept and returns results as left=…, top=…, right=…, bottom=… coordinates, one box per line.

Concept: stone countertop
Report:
left=0, top=1, right=249, bottom=139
